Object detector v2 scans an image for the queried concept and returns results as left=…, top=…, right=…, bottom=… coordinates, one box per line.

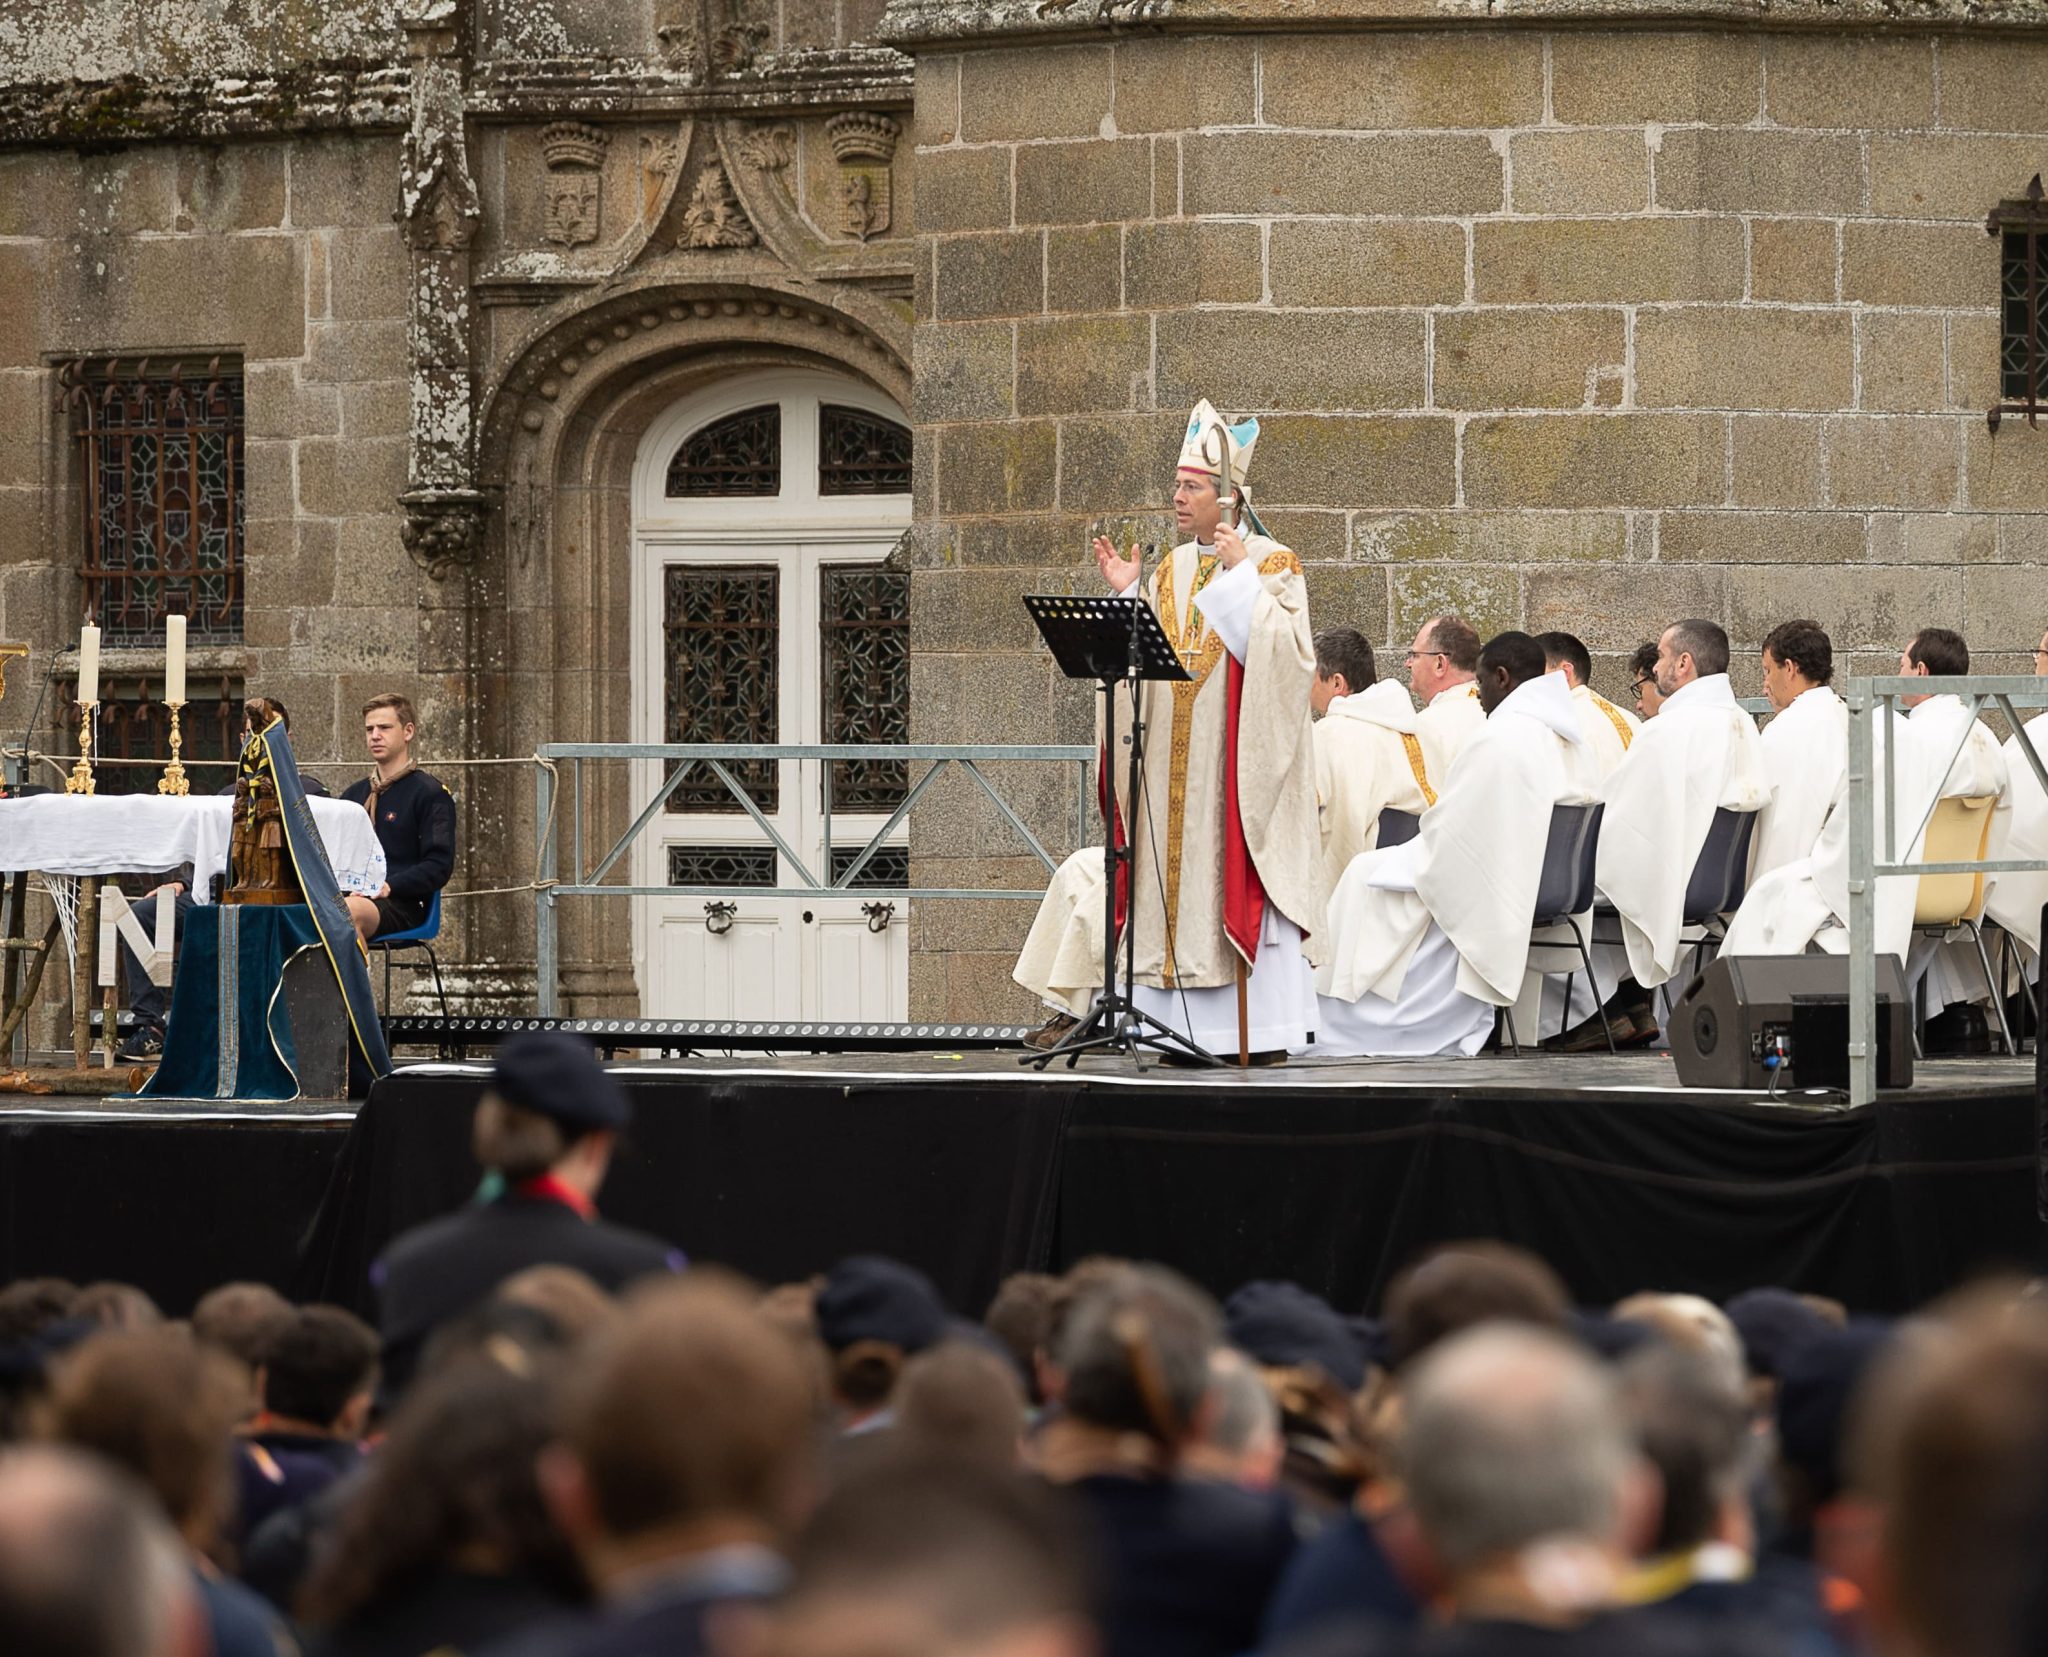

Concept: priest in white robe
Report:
left=1408, top=614, right=1487, bottom=786
left=1595, top=619, right=1767, bottom=995
left=1314, top=633, right=1595, bottom=1058
left=1310, top=627, right=1434, bottom=897
left=1748, top=619, right=1848, bottom=885
left=1893, top=630, right=2011, bottom=1024
left=1076, top=400, right=1325, bottom=1059
left=1012, top=845, right=1106, bottom=1028
left=1513, top=632, right=1639, bottom=1042
left=1722, top=638, right=2004, bottom=972
left=1537, top=631, right=1640, bottom=782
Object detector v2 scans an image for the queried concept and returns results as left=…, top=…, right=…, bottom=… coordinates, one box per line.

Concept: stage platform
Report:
left=0, top=1049, right=2041, bottom=1320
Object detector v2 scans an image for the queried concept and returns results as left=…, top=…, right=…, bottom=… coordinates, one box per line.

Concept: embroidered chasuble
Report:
left=1108, top=535, right=1324, bottom=993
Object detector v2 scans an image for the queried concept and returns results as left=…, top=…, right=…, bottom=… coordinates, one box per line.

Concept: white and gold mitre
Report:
left=1177, top=398, right=1259, bottom=490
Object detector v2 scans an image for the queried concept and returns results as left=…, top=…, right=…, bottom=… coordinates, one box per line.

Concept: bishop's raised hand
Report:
left=1093, top=535, right=1142, bottom=592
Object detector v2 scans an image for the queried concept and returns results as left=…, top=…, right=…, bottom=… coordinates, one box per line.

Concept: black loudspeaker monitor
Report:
left=1670, top=955, right=1913, bottom=1092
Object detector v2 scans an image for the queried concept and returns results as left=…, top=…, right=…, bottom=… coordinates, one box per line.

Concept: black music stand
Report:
left=1020, top=594, right=1217, bottom=1068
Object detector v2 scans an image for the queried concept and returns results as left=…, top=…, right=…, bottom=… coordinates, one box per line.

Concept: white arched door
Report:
left=630, top=370, right=912, bottom=1021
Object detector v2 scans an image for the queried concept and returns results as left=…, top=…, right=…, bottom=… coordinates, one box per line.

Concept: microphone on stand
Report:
left=4, top=646, right=63, bottom=796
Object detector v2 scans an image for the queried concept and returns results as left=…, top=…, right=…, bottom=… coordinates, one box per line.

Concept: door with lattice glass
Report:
left=631, top=373, right=912, bottom=1022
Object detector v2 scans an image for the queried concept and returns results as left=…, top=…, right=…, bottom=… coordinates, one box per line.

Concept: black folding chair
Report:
left=1376, top=808, right=1421, bottom=849
left=1506, top=801, right=1608, bottom=1055
left=1676, top=807, right=1760, bottom=990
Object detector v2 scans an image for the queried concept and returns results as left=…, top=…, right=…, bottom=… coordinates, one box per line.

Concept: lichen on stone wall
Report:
left=0, top=65, right=410, bottom=145
left=0, top=0, right=409, bottom=87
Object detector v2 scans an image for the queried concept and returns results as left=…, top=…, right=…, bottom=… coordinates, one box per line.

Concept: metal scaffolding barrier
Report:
left=1846, top=676, right=2048, bottom=1106
left=532, top=742, right=1095, bottom=1018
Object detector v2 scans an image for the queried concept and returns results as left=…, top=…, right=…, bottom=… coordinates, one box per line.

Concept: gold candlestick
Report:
left=157, top=701, right=190, bottom=796
left=64, top=703, right=96, bottom=795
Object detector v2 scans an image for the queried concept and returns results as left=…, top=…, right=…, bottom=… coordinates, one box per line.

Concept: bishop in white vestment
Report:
left=1314, top=636, right=1595, bottom=1058
left=1076, top=401, right=1326, bottom=1056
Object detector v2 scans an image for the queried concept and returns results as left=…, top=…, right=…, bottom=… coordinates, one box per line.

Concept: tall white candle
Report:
left=77, top=622, right=99, bottom=707
left=164, top=613, right=186, bottom=705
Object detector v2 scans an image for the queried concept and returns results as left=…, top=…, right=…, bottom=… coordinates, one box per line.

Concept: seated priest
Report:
left=1408, top=614, right=1487, bottom=786
left=1536, top=631, right=1639, bottom=782
left=1628, top=641, right=1664, bottom=721
left=1309, top=626, right=1434, bottom=897
left=1594, top=619, right=1766, bottom=1007
left=1722, top=631, right=2002, bottom=978
left=1984, top=625, right=2048, bottom=991
left=1749, top=619, right=1847, bottom=886
left=1312, top=632, right=1596, bottom=1058
left=115, top=697, right=324, bottom=1064
left=341, top=693, right=457, bottom=945
left=1896, top=629, right=2012, bottom=1045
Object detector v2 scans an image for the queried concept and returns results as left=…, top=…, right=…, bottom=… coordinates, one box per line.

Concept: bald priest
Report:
left=1014, top=399, right=1325, bottom=1059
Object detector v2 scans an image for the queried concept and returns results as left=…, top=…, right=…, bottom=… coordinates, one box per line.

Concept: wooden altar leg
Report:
left=0, top=870, right=24, bottom=1057
left=73, top=876, right=96, bottom=1071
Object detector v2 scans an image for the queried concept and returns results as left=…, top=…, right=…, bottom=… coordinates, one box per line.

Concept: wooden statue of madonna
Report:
left=223, top=698, right=302, bottom=906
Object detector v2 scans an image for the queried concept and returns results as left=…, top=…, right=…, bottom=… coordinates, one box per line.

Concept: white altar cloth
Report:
left=0, top=794, right=386, bottom=899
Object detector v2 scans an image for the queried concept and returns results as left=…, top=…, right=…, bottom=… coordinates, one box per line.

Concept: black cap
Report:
left=1224, top=1280, right=1367, bottom=1392
left=1776, top=1320, right=1893, bottom=1505
left=815, top=1255, right=949, bottom=1354
left=1725, top=1288, right=1833, bottom=1381
left=489, top=1030, right=629, bottom=1133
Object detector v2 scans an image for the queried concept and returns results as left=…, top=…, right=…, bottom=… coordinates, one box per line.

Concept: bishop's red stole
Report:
left=1222, top=656, right=1266, bottom=966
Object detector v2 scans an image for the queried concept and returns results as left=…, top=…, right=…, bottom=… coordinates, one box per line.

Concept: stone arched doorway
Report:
left=628, top=368, right=913, bottom=1019
left=468, top=277, right=912, bottom=1015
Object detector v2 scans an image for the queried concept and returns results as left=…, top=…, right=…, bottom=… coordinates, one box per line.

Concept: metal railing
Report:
left=1847, top=676, right=2048, bottom=1106
left=532, top=743, right=1095, bottom=1017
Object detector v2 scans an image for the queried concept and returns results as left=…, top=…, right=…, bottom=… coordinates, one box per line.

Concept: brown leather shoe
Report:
left=1023, top=1012, right=1079, bottom=1051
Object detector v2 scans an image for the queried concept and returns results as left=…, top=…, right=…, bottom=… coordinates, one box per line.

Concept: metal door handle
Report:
left=862, top=900, right=895, bottom=934
left=704, top=900, right=736, bottom=935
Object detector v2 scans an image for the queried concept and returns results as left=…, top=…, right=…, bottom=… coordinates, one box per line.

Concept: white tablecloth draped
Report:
left=0, top=794, right=386, bottom=899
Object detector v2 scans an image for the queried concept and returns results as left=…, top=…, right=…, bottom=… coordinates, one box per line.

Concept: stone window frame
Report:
left=55, top=354, right=247, bottom=647
left=1989, top=175, right=2048, bottom=432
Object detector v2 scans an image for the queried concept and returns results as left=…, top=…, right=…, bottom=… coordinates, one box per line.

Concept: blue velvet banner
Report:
left=142, top=905, right=325, bottom=1101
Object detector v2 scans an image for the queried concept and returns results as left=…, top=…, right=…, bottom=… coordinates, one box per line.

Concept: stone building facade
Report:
left=1, top=0, right=2044, bottom=1036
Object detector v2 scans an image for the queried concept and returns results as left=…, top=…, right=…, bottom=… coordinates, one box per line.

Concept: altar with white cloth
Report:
left=0, top=794, right=384, bottom=1067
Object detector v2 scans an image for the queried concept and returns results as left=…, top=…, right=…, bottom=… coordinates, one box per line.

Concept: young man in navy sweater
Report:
left=342, top=692, right=457, bottom=942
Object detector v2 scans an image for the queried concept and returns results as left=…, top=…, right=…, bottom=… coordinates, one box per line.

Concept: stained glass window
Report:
left=64, top=362, right=244, bottom=646
left=821, top=564, right=908, bottom=811
left=664, top=566, right=778, bottom=813
left=668, top=846, right=777, bottom=887
left=818, top=405, right=912, bottom=496
left=666, top=405, right=781, bottom=496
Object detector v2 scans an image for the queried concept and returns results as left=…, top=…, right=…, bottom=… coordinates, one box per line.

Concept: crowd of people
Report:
left=2, top=1031, right=2046, bottom=1657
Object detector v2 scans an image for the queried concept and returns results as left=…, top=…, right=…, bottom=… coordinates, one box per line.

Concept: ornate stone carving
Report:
left=540, top=120, right=607, bottom=248
left=840, top=170, right=888, bottom=241
left=400, top=489, right=492, bottom=581
left=657, top=0, right=770, bottom=78
left=680, top=165, right=757, bottom=248
left=399, top=125, right=481, bottom=252
left=734, top=123, right=795, bottom=173
left=825, top=110, right=899, bottom=164
left=825, top=112, right=899, bottom=242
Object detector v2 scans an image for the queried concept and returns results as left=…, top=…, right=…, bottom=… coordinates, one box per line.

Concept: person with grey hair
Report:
left=1032, top=1265, right=1296, bottom=1657
left=1182, top=1348, right=1284, bottom=1492
left=1616, top=1343, right=1836, bottom=1648
left=1349, top=1325, right=1770, bottom=1655
left=0, top=1445, right=204, bottom=1657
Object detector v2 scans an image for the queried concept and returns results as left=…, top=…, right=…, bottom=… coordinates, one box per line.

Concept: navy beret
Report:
left=1225, top=1280, right=1368, bottom=1392
left=816, top=1255, right=949, bottom=1354
left=490, top=1030, right=629, bottom=1133
left=1776, top=1320, right=1894, bottom=1505
left=1725, top=1288, right=1832, bottom=1381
